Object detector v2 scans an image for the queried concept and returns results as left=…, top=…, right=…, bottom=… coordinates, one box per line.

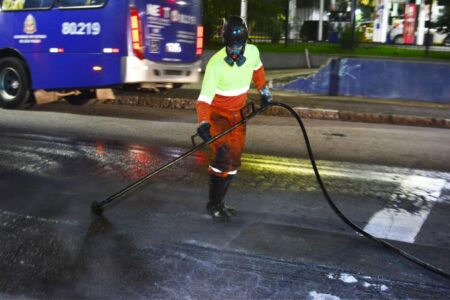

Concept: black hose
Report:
left=269, top=101, right=450, bottom=280
left=93, top=101, right=450, bottom=280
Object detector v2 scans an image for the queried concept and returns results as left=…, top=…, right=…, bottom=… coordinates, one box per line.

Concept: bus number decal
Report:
left=61, top=22, right=101, bottom=35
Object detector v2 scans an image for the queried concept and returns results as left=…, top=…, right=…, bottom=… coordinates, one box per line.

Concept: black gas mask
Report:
left=222, top=16, right=248, bottom=67
left=225, top=43, right=246, bottom=67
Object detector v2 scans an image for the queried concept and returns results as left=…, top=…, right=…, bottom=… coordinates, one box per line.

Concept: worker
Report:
left=196, top=16, right=272, bottom=222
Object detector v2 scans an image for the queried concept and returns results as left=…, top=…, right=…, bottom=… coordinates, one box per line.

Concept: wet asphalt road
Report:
left=0, top=104, right=449, bottom=299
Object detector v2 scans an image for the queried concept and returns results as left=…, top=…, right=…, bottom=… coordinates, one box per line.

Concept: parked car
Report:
left=389, top=20, right=450, bottom=46
left=358, top=21, right=374, bottom=42
left=300, top=20, right=329, bottom=42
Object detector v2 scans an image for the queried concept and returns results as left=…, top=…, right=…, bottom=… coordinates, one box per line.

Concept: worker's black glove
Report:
left=197, top=122, right=212, bottom=143
left=259, top=86, right=273, bottom=107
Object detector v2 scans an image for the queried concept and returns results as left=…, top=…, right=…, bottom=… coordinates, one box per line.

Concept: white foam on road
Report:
left=326, top=273, right=390, bottom=293
left=364, top=175, right=446, bottom=243
left=327, top=272, right=358, bottom=283
left=309, top=291, right=341, bottom=300
left=338, top=273, right=358, bottom=283
left=363, top=282, right=389, bottom=291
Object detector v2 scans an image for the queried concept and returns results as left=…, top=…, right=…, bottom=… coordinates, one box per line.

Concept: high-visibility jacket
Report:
left=196, top=44, right=267, bottom=175
left=196, top=44, right=267, bottom=123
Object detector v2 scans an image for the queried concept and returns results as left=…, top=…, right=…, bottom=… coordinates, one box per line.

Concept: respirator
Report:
left=224, top=44, right=246, bottom=67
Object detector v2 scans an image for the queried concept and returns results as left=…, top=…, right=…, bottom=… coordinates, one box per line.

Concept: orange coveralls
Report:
left=196, top=44, right=267, bottom=177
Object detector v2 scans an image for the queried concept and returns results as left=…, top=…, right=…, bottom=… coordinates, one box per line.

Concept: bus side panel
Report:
left=12, top=1, right=129, bottom=90
left=141, top=0, right=201, bottom=63
left=24, top=53, right=125, bottom=89
left=0, top=12, right=13, bottom=50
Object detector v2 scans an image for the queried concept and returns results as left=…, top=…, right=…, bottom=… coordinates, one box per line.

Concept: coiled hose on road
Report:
left=91, top=101, right=450, bottom=280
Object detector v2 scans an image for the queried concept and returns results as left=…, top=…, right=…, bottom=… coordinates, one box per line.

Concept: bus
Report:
left=0, top=0, right=203, bottom=108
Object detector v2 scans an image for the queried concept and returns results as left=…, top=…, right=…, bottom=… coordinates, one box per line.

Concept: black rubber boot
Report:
left=222, top=175, right=236, bottom=215
left=206, top=174, right=234, bottom=222
left=206, top=203, right=230, bottom=222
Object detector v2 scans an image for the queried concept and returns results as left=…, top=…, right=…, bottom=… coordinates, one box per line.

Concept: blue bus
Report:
left=0, top=0, right=203, bottom=108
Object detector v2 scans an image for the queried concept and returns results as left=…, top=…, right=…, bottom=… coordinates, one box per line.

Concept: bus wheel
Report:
left=0, top=57, right=32, bottom=109
left=393, top=35, right=404, bottom=44
left=65, top=90, right=95, bottom=105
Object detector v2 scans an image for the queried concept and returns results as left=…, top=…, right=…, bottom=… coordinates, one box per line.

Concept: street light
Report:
left=240, top=0, right=247, bottom=23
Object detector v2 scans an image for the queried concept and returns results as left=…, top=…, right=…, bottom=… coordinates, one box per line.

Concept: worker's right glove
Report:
left=259, top=86, right=273, bottom=107
left=197, top=121, right=212, bottom=143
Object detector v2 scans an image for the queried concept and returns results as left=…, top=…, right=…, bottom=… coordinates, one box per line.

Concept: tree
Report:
left=202, top=0, right=240, bottom=42
left=247, top=0, right=285, bottom=43
left=202, top=0, right=286, bottom=43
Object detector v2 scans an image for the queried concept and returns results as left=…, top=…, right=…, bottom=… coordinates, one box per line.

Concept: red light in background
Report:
left=130, top=6, right=144, bottom=59
left=196, top=25, right=204, bottom=56
left=96, top=142, right=105, bottom=156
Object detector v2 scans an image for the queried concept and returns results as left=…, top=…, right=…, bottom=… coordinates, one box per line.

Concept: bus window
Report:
left=56, top=0, right=106, bottom=8
left=2, top=0, right=53, bottom=10
left=2, top=0, right=26, bottom=10
left=24, top=0, right=53, bottom=9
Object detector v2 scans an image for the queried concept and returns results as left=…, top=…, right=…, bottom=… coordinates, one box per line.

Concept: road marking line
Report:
left=363, top=175, right=446, bottom=243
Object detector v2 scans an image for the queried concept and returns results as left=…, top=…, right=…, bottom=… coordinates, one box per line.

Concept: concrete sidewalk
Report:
left=113, top=69, right=450, bottom=129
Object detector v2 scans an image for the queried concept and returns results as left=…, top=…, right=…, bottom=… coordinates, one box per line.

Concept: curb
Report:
left=338, top=111, right=450, bottom=128
left=113, top=96, right=450, bottom=129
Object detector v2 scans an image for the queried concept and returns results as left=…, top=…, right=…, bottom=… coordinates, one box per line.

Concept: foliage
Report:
left=202, top=0, right=240, bottom=42
left=248, top=0, right=285, bottom=44
left=201, top=0, right=450, bottom=60
left=358, top=0, right=376, bottom=7
left=270, top=25, right=282, bottom=43
left=204, top=41, right=450, bottom=60
left=202, top=0, right=286, bottom=43
left=339, top=25, right=362, bottom=49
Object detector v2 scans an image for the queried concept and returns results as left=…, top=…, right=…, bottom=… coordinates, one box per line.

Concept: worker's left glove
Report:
left=259, top=86, right=273, bottom=107
left=197, top=121, right=212, bottom=143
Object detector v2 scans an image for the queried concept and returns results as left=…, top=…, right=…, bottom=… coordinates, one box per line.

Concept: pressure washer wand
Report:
left=91, top=102, right=264, bottom=215
left=90, top=101, right=450, bottom=280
